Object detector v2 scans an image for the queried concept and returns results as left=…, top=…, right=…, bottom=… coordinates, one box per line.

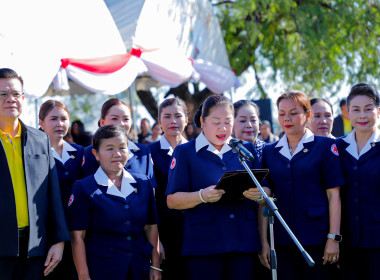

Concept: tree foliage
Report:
left=215, top=0, right=380, bottom=97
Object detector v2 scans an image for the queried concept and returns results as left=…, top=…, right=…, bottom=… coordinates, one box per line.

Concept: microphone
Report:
left=228, top=138, right=254, bottom=161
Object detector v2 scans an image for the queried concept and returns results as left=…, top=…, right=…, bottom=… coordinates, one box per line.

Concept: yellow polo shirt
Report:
left=343, top=118, right=352, bottom=136
left=0, top=123, right=29, bottom=228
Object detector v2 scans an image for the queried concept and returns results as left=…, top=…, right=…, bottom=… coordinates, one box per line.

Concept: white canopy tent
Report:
left=0, top=0, right=238, bottom=128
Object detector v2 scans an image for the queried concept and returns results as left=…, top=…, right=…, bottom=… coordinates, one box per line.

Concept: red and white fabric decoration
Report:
left=54, top=53, right=147, bottom=95
left=191, top=58, right=240, bottom=94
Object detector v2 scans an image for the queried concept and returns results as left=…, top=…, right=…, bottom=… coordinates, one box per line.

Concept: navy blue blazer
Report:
left=149, top=140, right=181, bottom=218
left=166, top=140, right=262, bottom=256
left=261, top=136, right=345, bottom=246
left=82, top=143, right=158, bottom=188
left=336, top=137, right=380, bottom=248
left=0, top=121, right=70, bottom=257
left=67, top=172, right=158, bottom=280
left=54, top=143, right=84, bottom=214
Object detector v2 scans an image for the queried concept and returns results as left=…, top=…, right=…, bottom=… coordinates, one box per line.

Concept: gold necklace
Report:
left=288, top=145, right=298, bottom=152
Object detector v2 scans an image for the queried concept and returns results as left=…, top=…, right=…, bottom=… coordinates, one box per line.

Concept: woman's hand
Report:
left=200, top=185, right=225, bottom=203
left=43, top=242, right=64, bottom=276
left=158, top=241, right=165, bottom=263
left=323, top=238, right=339, bottom=265
left=243, top=188, right=263, bottom=201
left=259, top=241, right=271, bottom=269
left=150, top=268, right=162, bottom=280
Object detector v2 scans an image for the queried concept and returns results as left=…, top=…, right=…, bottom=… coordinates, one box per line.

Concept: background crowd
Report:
left=0, top=67, right=379, bottom=280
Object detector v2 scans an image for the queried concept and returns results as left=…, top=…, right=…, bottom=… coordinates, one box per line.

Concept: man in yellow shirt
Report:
left=0, top=68, right=69, bottom=280
left=332, top=98, right=353, bottom=137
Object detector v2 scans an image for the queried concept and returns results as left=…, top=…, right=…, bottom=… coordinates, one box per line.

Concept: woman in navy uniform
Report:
left=82, top=98, right=157, bottom=188
left=149, top=97, right=188, bottom=279
left=336, top=83, right=380, bottom=280
left=233, top=100, right=266, bottom=161
left=39, top=100, right=84, bottom=280
left=309, top=98, right=335, bottom=138
left=166, top=95, right=268, bottom=280
left=233, top=101, right=269, bottom=277
left=261, top=90, right=344, bottom=280
left=68, top=125, right=161, bottom=280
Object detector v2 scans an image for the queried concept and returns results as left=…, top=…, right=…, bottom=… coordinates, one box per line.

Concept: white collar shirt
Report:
left=94, top=167, right=136, bottom=199
left=127, top=139, right=140, bottom=161
left=160, top=135, right=188, bottom=156
left=195, top=131, right=232, bottom=159
left=342, top=128, right=380, bottom=160
left=52, top=140, right=77, bottom=164
left=275, top=128, right=314, bottom=160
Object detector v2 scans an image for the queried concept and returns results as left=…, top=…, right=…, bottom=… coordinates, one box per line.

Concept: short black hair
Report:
left=347, top=83, right=379, bottom=108
left=92, top=125, right=127, bottom=152
left=194, top=95, right=233, bottom=128
left=310, top=98, right=334, bottom=115
left=233, top=100, right=260, bottom=118
left=339, top=98, right=347, bottom=108
left=260, top=120, right=271, bottom=127
left=158, top=97, right=188, bottom=119
left=0, top=68, right=24, bottom=87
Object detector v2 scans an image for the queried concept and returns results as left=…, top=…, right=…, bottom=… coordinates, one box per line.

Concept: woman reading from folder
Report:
left=261, top=90, right=344, bottom=280
left=166, top=95, right=269, bottom=280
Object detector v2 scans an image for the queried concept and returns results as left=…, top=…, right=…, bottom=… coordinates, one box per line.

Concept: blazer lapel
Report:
left=125, top=150, right=137, bottom=169
left=358, top=143, right=380, bottom=165
left=198, top=147, right=225, bottom=166
left=64, top=150, right=78, bottom=169
left=274, top=146, right=291, bottom=165
left=290, top=142, right=313, bottom=163
left=98, top=185, right=128, bottom=204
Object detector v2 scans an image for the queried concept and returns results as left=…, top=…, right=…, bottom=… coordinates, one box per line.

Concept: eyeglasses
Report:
left=0, top=91, right=24, bottom=100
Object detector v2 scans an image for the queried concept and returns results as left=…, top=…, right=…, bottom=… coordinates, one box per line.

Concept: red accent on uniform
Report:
left=170, top=158, right=176, bottom=169
left=68, top=194, right=74, bottom=206
left=331, top=144, right=339, bottom=156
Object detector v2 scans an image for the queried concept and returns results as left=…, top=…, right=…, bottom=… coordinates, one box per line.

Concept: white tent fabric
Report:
left=1, top=0, right=238, bottom=97
left=0, top=0, right=126, bottom=97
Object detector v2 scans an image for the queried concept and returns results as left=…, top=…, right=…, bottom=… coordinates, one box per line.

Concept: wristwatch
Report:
left=327, top=233, right=342, bottom=242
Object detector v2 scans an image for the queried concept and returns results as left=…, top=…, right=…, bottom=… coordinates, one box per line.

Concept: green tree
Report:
left=215, top=0, right=380, bottom=97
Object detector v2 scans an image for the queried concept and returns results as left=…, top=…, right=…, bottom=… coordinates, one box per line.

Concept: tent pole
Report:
left=128, top=81, right=138, bottom=142
left=35, top=98, right=38, bottom=128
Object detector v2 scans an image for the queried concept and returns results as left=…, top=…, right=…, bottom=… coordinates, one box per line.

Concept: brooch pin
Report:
left=371, top=143, right=376, bottom=148
left=134, top=188, right=138, bottom=193
left=303, top=149, right=308, bottom=153
left=70, top=155, right=75, bottom=159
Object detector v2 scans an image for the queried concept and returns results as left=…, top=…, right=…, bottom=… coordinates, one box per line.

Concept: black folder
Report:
left=215, top=169, right=269, bottom=203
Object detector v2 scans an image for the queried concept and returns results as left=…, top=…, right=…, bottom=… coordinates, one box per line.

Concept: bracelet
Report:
left=255, top=195, right=264, bottom=202
left=150, top=265, right=163, bottom=272
left=199, top=189, right=207, bottom=203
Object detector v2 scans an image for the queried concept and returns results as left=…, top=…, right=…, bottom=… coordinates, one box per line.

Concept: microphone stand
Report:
left=234, top=154, right=315, bottom=280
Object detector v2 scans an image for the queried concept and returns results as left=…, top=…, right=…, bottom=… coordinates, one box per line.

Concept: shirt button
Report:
left=222, top=167, right=227, bottom=171
left=287, top=164, right=291, bottom=168
left=288, top=181, right=291, bottom=184
left=229, top=214, right=235, bottom=219
left=125, top=221, right=131, bottom=225
left=355, top=216, right=359, bottom=221
left=353, top=166, right=358, bottom=170
left=354, top=198, right=358, bottom=203
left=124, top=205, right=129, bottom=209
left=354, top=182, right=358, bottom=186
left=126, top=236, right=132, bottom=241
left=64, top=171, right=69, bottom=175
